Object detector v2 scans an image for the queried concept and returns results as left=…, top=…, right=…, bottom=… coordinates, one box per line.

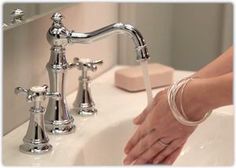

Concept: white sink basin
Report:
left=75, top=106, right=234, bottom=166
left=75, top=119, right=135, bottom=165
left=3, top=67, right=234, bottom=166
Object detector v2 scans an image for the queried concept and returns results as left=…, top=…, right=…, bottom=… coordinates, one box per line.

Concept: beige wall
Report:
left=118, top=3, right=174, bottom=65
left=171, top=3, right=231, bottom=70
left=118, top=3, right=233, bottom=71
left=221, top=3, right=233, bottom=51
left=3, top=3, right=118, bottom=135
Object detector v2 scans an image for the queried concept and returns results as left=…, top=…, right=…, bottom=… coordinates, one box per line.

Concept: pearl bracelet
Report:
left=167, top=77, right=212, bottom=127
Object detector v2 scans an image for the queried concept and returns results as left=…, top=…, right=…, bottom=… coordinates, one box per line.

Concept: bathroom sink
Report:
left=75, top=119, right=135, bottom=165
left=3, top=67, right=234, bottom=166
left=75, top=106, right=234, bottom=166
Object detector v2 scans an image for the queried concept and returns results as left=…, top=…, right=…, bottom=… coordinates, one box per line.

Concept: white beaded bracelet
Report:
left=167, top=77, right=212, bottom=127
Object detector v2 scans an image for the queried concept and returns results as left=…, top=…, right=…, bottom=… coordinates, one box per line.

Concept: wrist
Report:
left=176, top=78, right=212, bottom=121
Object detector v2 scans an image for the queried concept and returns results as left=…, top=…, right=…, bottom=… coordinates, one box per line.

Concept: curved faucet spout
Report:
left=69, top=23, right=149, bottom=61
left=47, top=13, right=150, bottom=61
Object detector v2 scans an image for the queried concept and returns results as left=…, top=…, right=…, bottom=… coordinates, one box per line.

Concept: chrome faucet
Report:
left=45, top=12, right=149, bottom=133
left=3, top=8, right=24, bottom=29
left=47, top=12, right=149, bottom=60
left=15, top=85, right=60, bottom=154
left=71, top=57, right=103, bottom=116
left=10, top=8, right=24, bottom=24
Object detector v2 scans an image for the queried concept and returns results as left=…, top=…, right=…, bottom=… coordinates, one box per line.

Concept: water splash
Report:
left=140, top=60, right=153, bottom=105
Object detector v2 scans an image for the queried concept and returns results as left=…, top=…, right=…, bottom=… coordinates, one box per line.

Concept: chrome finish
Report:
left=2, top=23, right=8, bottom=29
left=69, top=23, right=149, bottom=61
left=10, top=8, right=24, bottom=24
left=15, top=85, right=60, bottom=154
left=45, top=47, right=75, bottom=135
left=46, top=12, right=149, bottom=127
left=70, top=58, right=103, bottom=116
left=45, top=13, right=75, bottom=134
left=47, top=12, right=149, bottom=61
left=47, top=13, right=70, bottom=47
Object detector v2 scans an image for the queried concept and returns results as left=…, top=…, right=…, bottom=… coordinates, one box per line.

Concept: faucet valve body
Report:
left=45, top=47, right=76, bottom=134
left=71, top=57, right=103, bottom=116
left=45, top=13, right=76, bottom=134
left=15, top=85, right=60, bottom=154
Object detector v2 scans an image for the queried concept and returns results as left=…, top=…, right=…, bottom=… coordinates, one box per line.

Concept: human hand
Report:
left=123, top=89, right=198, bottom=165
left=133, top=90, right=166, bottom=125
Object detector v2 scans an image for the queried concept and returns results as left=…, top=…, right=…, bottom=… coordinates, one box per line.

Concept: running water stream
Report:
left=140, top=60, right=153, bottom=105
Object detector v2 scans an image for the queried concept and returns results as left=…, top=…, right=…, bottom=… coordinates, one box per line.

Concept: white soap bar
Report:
left=114, top=63, right=174, bottom=92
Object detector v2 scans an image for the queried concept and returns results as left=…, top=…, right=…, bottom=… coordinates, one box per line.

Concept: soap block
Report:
left=114, top=63, right=174, bottom=92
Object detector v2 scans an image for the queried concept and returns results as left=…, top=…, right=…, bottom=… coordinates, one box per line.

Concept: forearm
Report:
left=199, top=72, right=233, bottom=109
left=182, top=72, right=233, bottom=120
left=192, top=47, right=233, bottom=78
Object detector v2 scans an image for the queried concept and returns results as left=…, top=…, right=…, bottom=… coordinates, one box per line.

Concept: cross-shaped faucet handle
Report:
left=72, top=57, right=103, bottom=72
left=15, top=84, right=61, bottom=103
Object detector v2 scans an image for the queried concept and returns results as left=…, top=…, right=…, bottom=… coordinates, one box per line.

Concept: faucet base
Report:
left=45, top=98, right=76, bottom=134
left=19, top=143, right=52, bottom=154
left=46, top=125, right=76, bottom=135
left=73, top=106, right=97, bottom=116
left=45, top=119, right=76, bottom=135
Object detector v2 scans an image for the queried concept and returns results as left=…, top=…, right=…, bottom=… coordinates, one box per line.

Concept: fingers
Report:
left=123, top=129, right=161, bottom=165
left=152, top=139, right=184, bottom=164
left=124, top=90, right=167, bottom=163
left=125, top=111, right=157, bottom=155
left=124, top=124, right=147, bottom=155
left=133, top=90, right=166, bottom=125
left=160, top=144, right=184, bottom=165
left=132, top=137, right=171, bottom=165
